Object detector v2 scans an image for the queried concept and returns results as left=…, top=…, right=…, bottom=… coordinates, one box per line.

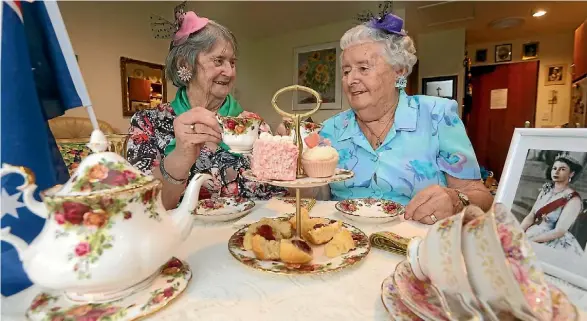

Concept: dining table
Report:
left=2, top=200, right=587, bottom=321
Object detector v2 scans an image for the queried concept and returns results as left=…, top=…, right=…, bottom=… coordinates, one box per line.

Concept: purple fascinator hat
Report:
left=150, top=1, right=210, bottom=47
left=356, top=1, right=406, bottom=36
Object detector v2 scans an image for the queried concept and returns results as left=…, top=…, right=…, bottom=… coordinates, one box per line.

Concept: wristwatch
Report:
left=456, top=190, right=470, bottom=207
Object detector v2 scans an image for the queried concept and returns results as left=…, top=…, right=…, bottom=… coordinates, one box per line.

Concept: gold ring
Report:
left=429, top=214, right=438, bottom=224
left=190, top=124, right=196, bottom=133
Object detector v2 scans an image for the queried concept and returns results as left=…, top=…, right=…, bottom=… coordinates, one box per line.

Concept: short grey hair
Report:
left=165, top=20, right=238, bottom=88
left=340, top=23, right=417, bottom=75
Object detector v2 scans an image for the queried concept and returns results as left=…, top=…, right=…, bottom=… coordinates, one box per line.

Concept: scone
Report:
left=251, top=234, right=281, bottom=260
left=280, top=239, right=313, bottom=264
left=324, top=229, right=356, bottom=258
left=305, top=221, right=342, bottom=245
left=288, top=208, right=310, bottom=229
left=243, top=218, right=293, bottom=250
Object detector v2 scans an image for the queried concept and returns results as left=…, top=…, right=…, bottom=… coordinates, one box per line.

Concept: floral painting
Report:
left=293, top=42, right=342, bottom=111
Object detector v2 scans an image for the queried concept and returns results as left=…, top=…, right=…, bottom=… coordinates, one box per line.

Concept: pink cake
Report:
left=251, top=133, right=299, bottom=181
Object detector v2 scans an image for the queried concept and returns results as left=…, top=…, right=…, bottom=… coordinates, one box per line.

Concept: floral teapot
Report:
left=1, top=131, right=211, bottom=302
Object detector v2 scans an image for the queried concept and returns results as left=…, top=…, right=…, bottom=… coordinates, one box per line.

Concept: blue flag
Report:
left=1, top=0, right=92, bottom=296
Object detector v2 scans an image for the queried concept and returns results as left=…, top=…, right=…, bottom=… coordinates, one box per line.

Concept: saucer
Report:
left=393, top=260, right=449, bottom=321
left=335, top=198, right=404, bottom=224
left=193, top=196, right=255, bottom=222
left=25, top=257, right=191, bottom=321
left=381, top=274, right=422, bottom=320
left=550, top=284, right=579, bottom=321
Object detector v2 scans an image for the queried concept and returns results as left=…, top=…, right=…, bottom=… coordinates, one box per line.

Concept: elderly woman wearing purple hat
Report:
left=281, top=13, right=494, bottom=224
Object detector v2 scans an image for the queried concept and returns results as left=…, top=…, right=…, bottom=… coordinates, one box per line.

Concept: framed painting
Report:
left=545, top=64, right=567, bottom=86
left=292, top=42, right=342, bottom=110
left=120, top=57, right=167, bottom=117
left=421, top=75, right=458, bottom=100
left=495, top=128, right=587, bottom=289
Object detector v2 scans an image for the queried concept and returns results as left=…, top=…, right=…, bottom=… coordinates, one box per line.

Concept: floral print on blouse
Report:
left=126, top=103, right=287, bottom=200
left=319, top=90, right=482, bottom=204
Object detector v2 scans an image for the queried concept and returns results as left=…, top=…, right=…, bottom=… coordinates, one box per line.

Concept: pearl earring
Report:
left=177, top=66, right=191, bottom=82
left=395, top=75, right=407, bottom=89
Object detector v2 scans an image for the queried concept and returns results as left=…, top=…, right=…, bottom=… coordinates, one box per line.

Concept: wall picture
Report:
left=495, top=43, right=512, bottom=63
left=120, top=57, right=167, bottom=117
left=545, top=64, right=567, bottom=86
left=495, top=128, right=587, bottom=288
left=293, top=42, right=342, bottom=110
left=475, top=49, right=487, bottom=63
left=421, top=75, right=458, bottom=100
left=522, top=42, right=539, bottom=60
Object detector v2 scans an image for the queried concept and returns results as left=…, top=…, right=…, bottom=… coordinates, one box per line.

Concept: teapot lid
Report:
left=48, top=130, right=155, bottom=197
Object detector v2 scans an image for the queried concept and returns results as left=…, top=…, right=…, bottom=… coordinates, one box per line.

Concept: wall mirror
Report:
left=120, top=57, right=167, bottom=116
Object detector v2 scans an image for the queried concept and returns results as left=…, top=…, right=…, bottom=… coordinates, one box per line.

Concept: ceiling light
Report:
left=532, top=9, right=547, bottom=17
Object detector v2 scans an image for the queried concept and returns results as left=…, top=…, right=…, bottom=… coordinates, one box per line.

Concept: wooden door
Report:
left=467, top=61, right=539, bottom=180
left=573, top=20, right=587, bottom=82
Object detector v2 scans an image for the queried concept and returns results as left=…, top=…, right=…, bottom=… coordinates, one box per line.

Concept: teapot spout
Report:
left=169, top=173, right=212, bottom=241
left=1, top=227, right=30, bottom=261
left=0, top=164, right=46, bottom=218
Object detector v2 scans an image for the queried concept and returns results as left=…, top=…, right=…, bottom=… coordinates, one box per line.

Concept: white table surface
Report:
left=2, top=201, right=586, bottom=321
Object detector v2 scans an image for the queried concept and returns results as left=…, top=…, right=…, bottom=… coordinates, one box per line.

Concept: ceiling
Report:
left=153, top=1, right=587, bottom=43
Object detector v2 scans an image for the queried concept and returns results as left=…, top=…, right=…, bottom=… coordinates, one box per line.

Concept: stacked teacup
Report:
left=405, top=204, right=578, bottom=321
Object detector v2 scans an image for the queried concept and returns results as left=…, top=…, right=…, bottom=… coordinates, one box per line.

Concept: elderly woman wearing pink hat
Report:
left=127, top=9, right=285, bottom=209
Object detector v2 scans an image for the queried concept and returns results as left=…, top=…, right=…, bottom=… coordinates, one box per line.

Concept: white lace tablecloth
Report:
left=2, top=201, right=587, bottom=321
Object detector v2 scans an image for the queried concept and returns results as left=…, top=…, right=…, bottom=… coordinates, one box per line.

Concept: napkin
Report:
left=369, top=231, right=411, bottom=256
left=232, top=197, right=317, bottom=228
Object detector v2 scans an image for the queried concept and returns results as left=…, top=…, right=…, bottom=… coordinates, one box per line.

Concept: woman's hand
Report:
left=405, top=185, right=455, bottom=225
left=173, top=106, right=222, bottom=163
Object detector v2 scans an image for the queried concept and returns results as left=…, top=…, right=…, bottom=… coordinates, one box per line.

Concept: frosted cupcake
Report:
left=301, top=133, right=339, bottom=178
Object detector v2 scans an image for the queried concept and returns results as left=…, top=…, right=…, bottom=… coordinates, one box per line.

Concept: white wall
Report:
left=467, top=32, right=575, bottom=128
left=417, top=29, right=467, bottom=115
left=59, top=1, right=175, bottom=133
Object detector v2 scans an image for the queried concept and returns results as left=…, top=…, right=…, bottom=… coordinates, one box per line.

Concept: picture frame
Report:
left=475, top=49, right=487, bottom=63
left=495, top=43, right=513, bottom=63
left=495, top=128, right=587, bottom=288
left=421, top=75, right=458, bottom=100
left=522, top=42, right=539, bottom=60
left=545, top=64, right=567, bottom=86
left=292, top=42, right=342, bottom=110
left=120, top=57, right=167, bottom=117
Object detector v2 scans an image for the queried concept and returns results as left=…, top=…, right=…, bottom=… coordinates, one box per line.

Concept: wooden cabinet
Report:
left=573, top=20, right=587, bottom=82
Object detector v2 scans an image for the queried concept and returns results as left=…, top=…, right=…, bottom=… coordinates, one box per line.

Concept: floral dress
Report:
left=319, top=91, right=482, bottom=204
left=525, top=184, right=584, bottom=256
left=126, top=103, right=286, bottom=200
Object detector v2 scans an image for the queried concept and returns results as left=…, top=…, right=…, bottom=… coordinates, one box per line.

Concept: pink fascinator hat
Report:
left=173, top=11, right=209, bottom=46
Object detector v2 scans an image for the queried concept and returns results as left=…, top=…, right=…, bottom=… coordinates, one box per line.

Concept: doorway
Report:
left=467, top=61, right=539, bottom=180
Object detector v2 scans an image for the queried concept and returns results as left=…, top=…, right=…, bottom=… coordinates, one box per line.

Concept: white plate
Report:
left=242, top=169, right=354, bottom=188
left=193, top=197, right=255, bottom=222
left=335, top=198, right=404, bottom=224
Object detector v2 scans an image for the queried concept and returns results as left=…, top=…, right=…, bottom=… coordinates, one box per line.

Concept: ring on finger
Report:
left=429, top=214, right=438, bottom=224
left=189, top=124, right=196, bottom=133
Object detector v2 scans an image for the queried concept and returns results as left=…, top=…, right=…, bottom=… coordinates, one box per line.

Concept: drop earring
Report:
left=178, top=66, right=192, bottom=82
left=395, top=75, right=407, bottom=89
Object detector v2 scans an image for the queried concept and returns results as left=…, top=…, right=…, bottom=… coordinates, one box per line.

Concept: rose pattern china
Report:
left=193, top=196, right=255, bottom=222
left=25, top=257, right=192, bottom=321
left=381, top=273, right=422, bottom=321
left=228, top=218, right=370, bottom=274
left=335, top=198, right=404, bottom=224
left=219, top=116, right=262, bottom=153
left=242, top=168, right=354, bottom=188
left=0, top=130, right=211, bottom=305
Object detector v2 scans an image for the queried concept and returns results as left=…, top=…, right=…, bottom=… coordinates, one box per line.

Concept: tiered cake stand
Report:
left=230, top=85, right=369, bottom=274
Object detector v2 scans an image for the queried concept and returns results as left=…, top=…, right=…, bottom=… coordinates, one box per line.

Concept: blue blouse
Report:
left=319, top=91, right=481, bottom=204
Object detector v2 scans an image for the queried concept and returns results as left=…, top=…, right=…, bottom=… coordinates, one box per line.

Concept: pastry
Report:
left=280, top=239, right=313, bottom=264
left=243, top=218, right=292, bottom=250
left=301, top=133, right=339, bottom=178
left=251, top=132, right=299, bottom=181
left=251, top=234, right=281, bottom=260
left=305, top=221, right=342, bottom=245
left=324, top=229, right=355, bottom=258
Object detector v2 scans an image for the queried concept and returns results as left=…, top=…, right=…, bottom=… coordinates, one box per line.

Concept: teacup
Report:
left=219, top=116, right=262, bottom=153
left=283, top=120, right=322, bottom=148
left=461, top=207, right=552, bottom=321
left=407, top=209, right=483, bottom=319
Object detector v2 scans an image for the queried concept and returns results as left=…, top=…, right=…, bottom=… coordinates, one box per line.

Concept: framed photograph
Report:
left=522, top=42, right=539, bottom=60
left=495, top=128, right=587, bottom=288
left=475, top=49, right=487, bottom=63
left=495, top=43, right=513, bottom=63
left=293, top=42, right=342, bottom=110
left=545, top=64, right=567, bottom=86
left=421, top=75, right=458, bottom=100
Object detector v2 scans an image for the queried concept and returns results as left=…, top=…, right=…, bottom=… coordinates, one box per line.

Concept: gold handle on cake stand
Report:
left=271, top=85, right=322, bottom=238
